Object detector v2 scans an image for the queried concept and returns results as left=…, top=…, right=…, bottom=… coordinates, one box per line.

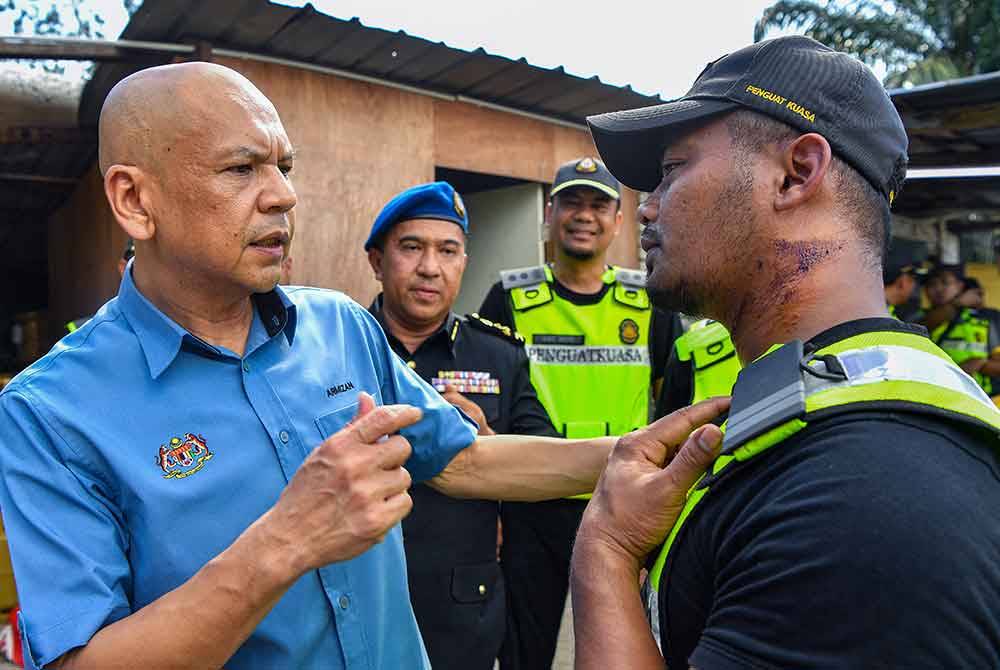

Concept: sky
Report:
left=2, top=0, right=801, bottom=99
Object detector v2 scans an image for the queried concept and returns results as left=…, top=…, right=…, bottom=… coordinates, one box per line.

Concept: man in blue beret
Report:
left=366, top=181, right=558, bottom=670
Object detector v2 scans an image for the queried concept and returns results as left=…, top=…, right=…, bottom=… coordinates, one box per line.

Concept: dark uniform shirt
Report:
left=659, top=319, right=1000, bottom=669
left=370, top=298, right=557, bottom=670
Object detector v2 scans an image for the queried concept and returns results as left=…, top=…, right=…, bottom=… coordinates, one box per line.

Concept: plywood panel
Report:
left=219, top=56, right=435, bottom=304
left=435, top=101, right=556, bottom=183
left=47, top=164, right=126, bottom=343
left=435, top=103, right=639, bottom=270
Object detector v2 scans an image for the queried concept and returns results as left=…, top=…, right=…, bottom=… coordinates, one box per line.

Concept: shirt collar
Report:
left=117, top=262, right=297, bottom=380
left=368, top=293, right=460, bottom=353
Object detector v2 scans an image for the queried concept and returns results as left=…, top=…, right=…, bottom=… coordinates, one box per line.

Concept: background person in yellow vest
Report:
left=921, top=263, right=1000, bottom=393
left=574, top=35, right=1000, bottom=669
left=654, top=319, right=740, bottom=420
left=364, top=182, right=559, bottom=670
left=477, top=157, right=683, bottom=670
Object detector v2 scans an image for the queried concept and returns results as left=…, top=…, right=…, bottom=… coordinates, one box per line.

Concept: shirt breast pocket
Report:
left=314, top=389, right=383, bottom=441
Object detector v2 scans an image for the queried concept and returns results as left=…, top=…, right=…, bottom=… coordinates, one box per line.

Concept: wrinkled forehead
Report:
left=174, top=77, right=292, bottom=153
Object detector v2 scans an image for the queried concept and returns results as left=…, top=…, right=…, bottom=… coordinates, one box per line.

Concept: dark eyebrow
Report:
left=397, top=234, right=463, bottom=247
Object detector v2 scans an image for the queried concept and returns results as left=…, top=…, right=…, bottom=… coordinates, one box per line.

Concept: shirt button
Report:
left=279, top=430, right=289, bottom=444
left=407, top=360, right=416, bottom=369
left=339, top=595, right=350, bottom=610
left=478, top=584, right=487, bottom=596
left=242, top=361, right=251, bottom=373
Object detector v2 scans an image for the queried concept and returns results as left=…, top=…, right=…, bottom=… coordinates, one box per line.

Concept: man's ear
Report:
left=104, top=165, right=155, bottom=241
left=774, top=133, right=833, bottom=212
left=367, top=247, right=384, bottom=281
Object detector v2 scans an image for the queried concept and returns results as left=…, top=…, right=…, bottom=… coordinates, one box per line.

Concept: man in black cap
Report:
left=882, top=237, right=927, bottom=321
left=478, top=158, right=682, bottom=670
left=366, top=182, right=558, bottom=670
left=572, top=36, right=1000, bottom=668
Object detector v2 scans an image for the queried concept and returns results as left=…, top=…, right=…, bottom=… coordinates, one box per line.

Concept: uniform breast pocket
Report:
left=314, top=389, right=383, bottom=440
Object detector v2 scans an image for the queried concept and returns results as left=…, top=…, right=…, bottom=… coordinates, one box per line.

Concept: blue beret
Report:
left=365, top=181, right=469, bottom=250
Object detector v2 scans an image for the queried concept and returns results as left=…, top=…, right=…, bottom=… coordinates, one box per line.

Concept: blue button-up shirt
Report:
left=0, top=268, right=478, bottom=669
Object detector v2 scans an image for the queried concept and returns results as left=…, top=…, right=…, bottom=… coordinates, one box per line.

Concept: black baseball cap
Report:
left=882, top=237, right=928, bottom=284
left=587, top=36, right=908, bottom=204
left=550, top=157, right=621, bottom=200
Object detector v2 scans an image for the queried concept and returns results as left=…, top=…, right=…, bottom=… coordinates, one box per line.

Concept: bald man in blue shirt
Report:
left=0, top=62, right=726, bottom=670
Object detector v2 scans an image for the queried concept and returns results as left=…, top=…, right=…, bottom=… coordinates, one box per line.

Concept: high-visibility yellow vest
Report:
left=674, top=320, right=741, bottom=404
left=645, top=328, right=1000, bottom=651
left=931, top=308, right=993, bottom=394
left=502, top=265, right=653, bottom=441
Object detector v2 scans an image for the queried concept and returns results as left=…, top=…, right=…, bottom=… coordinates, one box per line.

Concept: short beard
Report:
left=645, top=158, right=755, bottom=320
left=561, top=245, right=596, bottom=261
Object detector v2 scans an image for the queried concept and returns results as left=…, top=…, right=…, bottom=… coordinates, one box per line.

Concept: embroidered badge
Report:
left=433, top=370, right=500, bottom=395
left=619, top=318, right=640, bottom=345
left=575, top=157, right=598, bottom=173
left=157, top=433, right=213, bottom=479
left=453, top=190, right=466, bottom=218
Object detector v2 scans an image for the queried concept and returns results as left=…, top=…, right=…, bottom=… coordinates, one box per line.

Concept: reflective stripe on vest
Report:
left=674, top=320, right=741, bottom=404
left=644, top=331, right=1000, bottom=651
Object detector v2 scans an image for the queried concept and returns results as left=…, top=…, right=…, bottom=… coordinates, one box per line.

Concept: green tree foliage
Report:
left=755, top=1, right=1000, bottom=87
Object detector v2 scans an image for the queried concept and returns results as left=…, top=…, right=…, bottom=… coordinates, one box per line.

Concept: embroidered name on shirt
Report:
left=327, top=381, right=356, bottom=398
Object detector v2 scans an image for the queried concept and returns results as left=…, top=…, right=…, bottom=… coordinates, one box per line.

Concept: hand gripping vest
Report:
left=502, top=264, right=652, bottom=440
left=674, top=320, right=742, bottom=405
left=931, top=308, right=993, bottom=394
left=644, top=328, right=1000, bottom=651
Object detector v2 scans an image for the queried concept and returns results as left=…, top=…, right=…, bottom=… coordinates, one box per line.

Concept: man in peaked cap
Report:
left=478, top=158, right=683, bottom=670
left=882, top=236, right=927, bottom=321
left=571, top=36, right=1000, bottom=668
left=366, top=181, right=558, bottom=670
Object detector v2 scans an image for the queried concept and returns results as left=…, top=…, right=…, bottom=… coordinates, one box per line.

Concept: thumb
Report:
left=352, top=392, right=377, bottom=423
left=659, top=424, right=723, bottom=493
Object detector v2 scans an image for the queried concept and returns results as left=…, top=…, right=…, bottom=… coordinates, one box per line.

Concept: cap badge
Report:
left=575, top=157, right=598, bottom=173
left=157, top=432, right=213, bottom=479
left=453, top=190, right=466, bottom=219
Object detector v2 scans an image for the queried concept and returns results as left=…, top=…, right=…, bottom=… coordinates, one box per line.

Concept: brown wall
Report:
left=48, top=57, right=640, bottom=333
left=434, top=101, right=639, bottom=267
left=47, top=165, right=125, bottom=339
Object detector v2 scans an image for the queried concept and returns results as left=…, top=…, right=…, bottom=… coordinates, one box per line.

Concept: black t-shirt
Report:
left=478, top=276, right=682, bottom=384
left=660, top=320, right=1000, bottom=669
left=655, top=345, right=694, bottom=419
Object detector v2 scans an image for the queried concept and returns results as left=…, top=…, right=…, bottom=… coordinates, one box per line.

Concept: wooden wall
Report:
left=46, top=57, right=640, bottom=336
left=47, top=165, right=126, bottom=339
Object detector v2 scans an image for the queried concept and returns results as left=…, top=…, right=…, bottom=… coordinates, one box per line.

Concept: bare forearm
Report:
left=571, top=538, right=664, bottom=670
left=56, top=515, right=299, bottom=670
left=430, top=434, right=616, bottom=501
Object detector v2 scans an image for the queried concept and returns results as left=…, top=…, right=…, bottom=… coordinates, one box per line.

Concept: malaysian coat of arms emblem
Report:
left=157, top=433, right=213, bottom=479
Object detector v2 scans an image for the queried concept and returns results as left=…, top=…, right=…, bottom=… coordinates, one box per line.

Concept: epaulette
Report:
left=614, top=266, right=646, bottom=289
left=500, top=265, right=547, bottom=290
left=465, top=313, right=526, bottom=345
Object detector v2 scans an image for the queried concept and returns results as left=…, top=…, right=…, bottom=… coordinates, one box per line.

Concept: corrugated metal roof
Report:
left=78, top=0, right=664, bottom=127
left=890, top=71, right=1000, bottom=169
